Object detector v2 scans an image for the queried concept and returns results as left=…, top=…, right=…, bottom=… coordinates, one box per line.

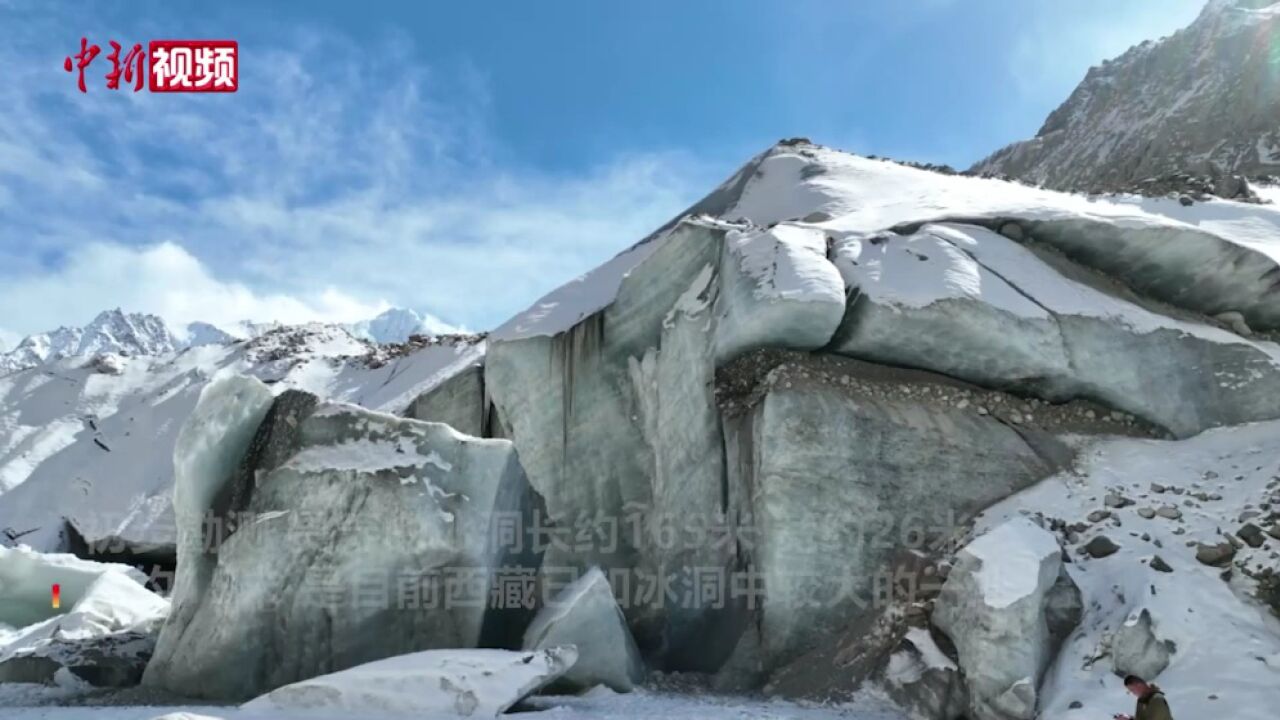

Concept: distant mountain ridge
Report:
left=0, top=309, right=180, bottom=374
left=347, top=307, right=459, bottom=344
left=0, top=307, right=458, bottom=375
left=973, top=0, right=1280, bottom=195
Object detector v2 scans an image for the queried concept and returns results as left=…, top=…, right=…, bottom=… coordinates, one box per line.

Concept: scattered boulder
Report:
left=1137, top=508, right=1156, bottom=519
left=241, top=648, right=579, bottom=719
left=1156, top=506, right=1182, bottom=520
left=1104, top=494, right=1133, bottom=509
left=1238, top=524, right=1267, bottom=549
left=1084, top=536, right=1121, bottom=558
left=522, top=567, right=645, bottom=693
left=85, top=353, right=125, bottom=375
left=1214, top=311, right=1254, bottom=338
left=1257, top=572, right=1280, bottom=618
left=999, top=222, right=1025, bottom=241
left=1149, top=556, right=1173, bottom=573
left=1088, top=510, right=1112, bottom=523
left=1195, top=542, right=1236, bottom=567
left=1112, top=609, right=1175, bottom=680
left=1043, top=569, right=1084, bottom=648
left=933, top=519, right=1078, bottom=720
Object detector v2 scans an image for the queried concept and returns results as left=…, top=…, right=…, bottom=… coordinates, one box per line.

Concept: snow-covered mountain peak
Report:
left=0, top=307, right=461, bottom=376
left=77, top=308, right=181, bottom=358
left=347, top=307, right=460, bottom=344
left=0, top=325, right=83, bottom=371
left=0, top=309, right=184, bottom=376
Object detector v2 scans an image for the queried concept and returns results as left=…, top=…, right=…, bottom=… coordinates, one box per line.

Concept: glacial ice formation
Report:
left=145, top=380, right=541, bottom=700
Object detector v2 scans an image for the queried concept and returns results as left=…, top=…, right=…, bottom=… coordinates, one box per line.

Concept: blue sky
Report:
left=0, top=0, right=1207, bottom=345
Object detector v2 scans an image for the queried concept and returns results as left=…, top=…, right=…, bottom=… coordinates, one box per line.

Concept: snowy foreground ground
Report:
left=973, top=421, right=1280, bottom=720
left=0, top=685, right=910, bottom=720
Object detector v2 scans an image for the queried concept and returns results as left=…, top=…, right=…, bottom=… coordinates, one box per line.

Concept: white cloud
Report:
left=0, top=242, right=389, bottom=337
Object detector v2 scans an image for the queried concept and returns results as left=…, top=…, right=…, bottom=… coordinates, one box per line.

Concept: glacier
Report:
left=3, top=139, right=1280, bottom=719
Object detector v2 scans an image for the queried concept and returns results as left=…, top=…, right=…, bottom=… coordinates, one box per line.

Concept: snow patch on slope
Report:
left=0, top=327, right=485, bottom=553
left=976, top=421, right=1280, bottom=720
left=726, top=223, right=845, bottom=304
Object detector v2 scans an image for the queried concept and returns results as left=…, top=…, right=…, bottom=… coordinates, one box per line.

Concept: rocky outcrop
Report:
left=144, top=378, right=543, bottom=701
left=932, top=519, right=1079, bottom=720
left=973, top=0, right=1280, bottom=193
left=522, top=567, right=645, bottom=693
left=1112, top=608, right=1175, bottom=680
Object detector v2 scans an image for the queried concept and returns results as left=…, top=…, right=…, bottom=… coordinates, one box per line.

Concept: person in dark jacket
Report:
left=1113, top=675, right=1173, bottom=720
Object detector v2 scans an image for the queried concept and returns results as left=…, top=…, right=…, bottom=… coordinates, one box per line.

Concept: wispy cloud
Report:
left=0, top=242, right=391, bottom=335
left=0, top=7, right=714, bottom=340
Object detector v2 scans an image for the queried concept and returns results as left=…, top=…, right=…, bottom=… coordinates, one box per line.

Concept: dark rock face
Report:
left=206, top=389, right=319, bottom=554
left=973, top=1, right=1280, bottom=195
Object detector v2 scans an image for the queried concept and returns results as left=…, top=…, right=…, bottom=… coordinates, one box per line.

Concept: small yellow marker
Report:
left=51, top=583, right=60, bottom=609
